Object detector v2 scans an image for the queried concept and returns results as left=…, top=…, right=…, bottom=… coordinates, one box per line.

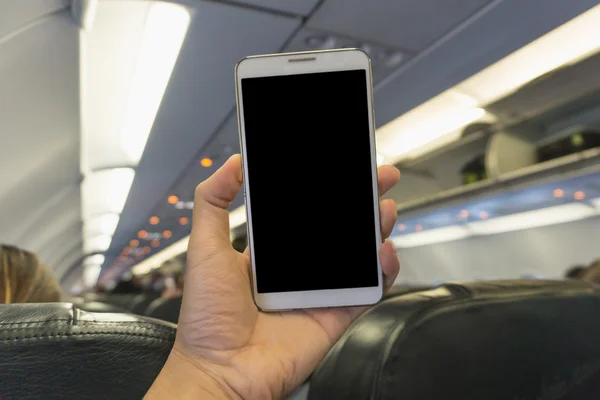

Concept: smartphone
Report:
left=234, top=48, right=383, bottom=311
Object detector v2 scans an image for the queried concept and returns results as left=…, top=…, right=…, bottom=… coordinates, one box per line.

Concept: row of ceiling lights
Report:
left=397, top=189, right=590, bottom=233
left=115, top=156, right=215, bottom=265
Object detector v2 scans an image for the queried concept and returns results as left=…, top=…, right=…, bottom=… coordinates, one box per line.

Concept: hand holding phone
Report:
left=147, top=153, right=400, bottom=400
left=235, top=49, right=385, bottom=310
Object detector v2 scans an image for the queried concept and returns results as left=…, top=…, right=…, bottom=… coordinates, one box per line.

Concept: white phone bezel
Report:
left=234, top=48, right=383, bottom=311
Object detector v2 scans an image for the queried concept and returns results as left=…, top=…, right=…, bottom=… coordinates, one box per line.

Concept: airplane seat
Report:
left=145, top=295, right=182, bottom=324
left=308, top=280, right=600, bottom=400
left=0, top=303, right=175, bottom=400
left=129, top=292, right=161, bottom=315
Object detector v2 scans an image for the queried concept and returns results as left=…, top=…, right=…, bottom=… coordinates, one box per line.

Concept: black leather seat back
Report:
left=145, top=296, right=182, bottom=324
left=0, top=303, right=175, bottom=400
left=309, top=280, right=600, bottom=400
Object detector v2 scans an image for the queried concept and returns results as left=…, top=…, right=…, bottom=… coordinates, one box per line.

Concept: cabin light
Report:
left=149, top=216, right=160, bottom=225
left=168, top=195, right=179, bottom=204
left=120, top=2, right=191, bottom=163
left=200, top=158, right=214, bottom=167
left=83, top=264, right=102, bottom=288
left=83, top=213, right=119, bottom=238
left=81, top=168, right=135, bottom=219
left=553, top=188, right=564, bottom=198
left=457, top=4, right=600, bottom=105
left=378, top=4, right=600, bottom=164
left=378, top=106, right=487, bottom=161
left=83, top=254, right=105, bottom=267
left=574, top=191, right=586, bottom=200
left=83, top=235, right=112, bottom=253
left=467, top=203, right=596, bottom=235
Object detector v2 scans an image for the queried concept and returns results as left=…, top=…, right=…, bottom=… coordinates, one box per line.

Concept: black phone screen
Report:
left=240, top=69, right=379, bottom=293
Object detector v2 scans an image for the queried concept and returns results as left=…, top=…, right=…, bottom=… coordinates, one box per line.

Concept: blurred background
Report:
left=1, top=0, right=600, bottom=306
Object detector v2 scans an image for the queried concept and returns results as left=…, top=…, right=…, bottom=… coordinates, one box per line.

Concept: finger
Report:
left=377, top=165, right=400, bottom=197
left=379, top=198, right=397, bottom=239
left=380, top=240, right=400, bottom=292
left=191, top=154, right=243, bottom=249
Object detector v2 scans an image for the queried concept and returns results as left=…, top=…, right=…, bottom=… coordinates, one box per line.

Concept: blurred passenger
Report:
left=565, top=264, right=587, bottom=280
left=111, top=275, right=142, bottom=294
left=582, top=259, right=600, bottom=285
left=0, top=244, right=61, bottom=303
left=161, top=272, right=183, bottom=299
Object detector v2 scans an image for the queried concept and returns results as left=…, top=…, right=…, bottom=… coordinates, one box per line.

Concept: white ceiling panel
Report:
left=0, top=0, right=69, bottom=39
left=306, top=0, right=493, bottom=52
left=226, top=0, right=320, bottom=16
left=101, top=0, right=301, bottom=269
left=0, top=10, right=81, bottom=273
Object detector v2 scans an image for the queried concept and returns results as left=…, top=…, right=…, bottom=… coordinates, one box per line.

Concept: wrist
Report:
left=145, top=347, right=240, bottom=400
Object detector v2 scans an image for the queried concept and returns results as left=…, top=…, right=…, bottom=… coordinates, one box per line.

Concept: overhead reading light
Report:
left=392, top=226, right=470, bottom=248
left=377, top=4, right=600, bottom=164
left=200, top=157, right=213, bottom=168
left=466, top=203, right=597, bottom=235
left=120, top=2, right=191, bottom=163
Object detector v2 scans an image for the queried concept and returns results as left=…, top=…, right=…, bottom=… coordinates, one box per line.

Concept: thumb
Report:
left=190, top=154, right=243, bottom=252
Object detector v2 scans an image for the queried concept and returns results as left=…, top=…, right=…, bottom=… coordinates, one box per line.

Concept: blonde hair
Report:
left=1, top=245, right=61, bottom=304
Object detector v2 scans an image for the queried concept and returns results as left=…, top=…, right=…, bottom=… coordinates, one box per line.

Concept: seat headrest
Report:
left=0, top=303, right=175, bottom=400
left=145, top=296, right=182, bottom=324
left=308, top=280, right=600, bottom=400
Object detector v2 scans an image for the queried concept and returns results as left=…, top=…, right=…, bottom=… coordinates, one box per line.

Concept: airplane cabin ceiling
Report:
left=0, top=2, right=80, bottom=278
left=100, top=0, right=600, bottom=279
left=227, top=0, right=320, bottom=15
left=306, top=0, right=493, bottom=52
